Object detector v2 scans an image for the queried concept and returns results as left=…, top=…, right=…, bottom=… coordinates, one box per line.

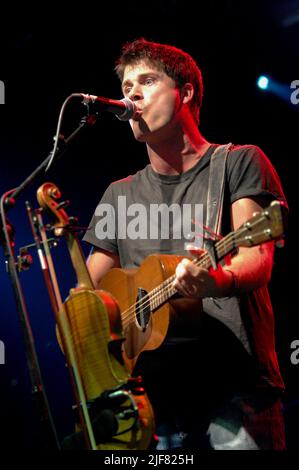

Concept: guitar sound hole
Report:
left=135, top=288, right=151, bottom=331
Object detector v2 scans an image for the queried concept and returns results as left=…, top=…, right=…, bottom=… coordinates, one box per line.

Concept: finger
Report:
left=176, top=259, right=198, bottom=280
left=180, top=258, right=208, bottom=280
left=175, top=261, right=187, bottom=280
left=173, top=279, right=194, bottom=297
left=173, top=276, right=199, bottom=297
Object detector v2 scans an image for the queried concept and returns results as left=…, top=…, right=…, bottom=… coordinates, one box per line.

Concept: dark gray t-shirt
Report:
left=83, top=144, right=287, bottom=392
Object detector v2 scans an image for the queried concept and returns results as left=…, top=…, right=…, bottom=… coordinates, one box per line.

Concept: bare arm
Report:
left=173, top=197, right=275, bottom=297
left=226, top=197, right=274, bottom=292
left=86, top=248, right=120, bottom=289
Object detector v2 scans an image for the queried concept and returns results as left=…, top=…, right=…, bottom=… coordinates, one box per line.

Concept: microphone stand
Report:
left=0, top=113, right=98, bottom=449
left=8, top=114, right=97, bottom=202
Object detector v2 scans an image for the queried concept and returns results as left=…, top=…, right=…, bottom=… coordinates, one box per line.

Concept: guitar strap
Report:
left=203, top=143, right=251, bottom=351
left=204, top=143, right=233, bottom=250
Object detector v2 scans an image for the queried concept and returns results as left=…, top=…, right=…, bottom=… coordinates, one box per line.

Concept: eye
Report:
left=144, top=77, right=155, bottom=86
left=123, top=85, right=132, bottom=95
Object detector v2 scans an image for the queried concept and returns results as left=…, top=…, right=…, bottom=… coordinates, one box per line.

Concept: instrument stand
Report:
left=0, top=197, right=60, bottom=449
left=0, top=113, right=98, bottom=449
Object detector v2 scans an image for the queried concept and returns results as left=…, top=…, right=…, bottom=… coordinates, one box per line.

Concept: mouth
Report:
left=132, top=108, right=143, bottom=121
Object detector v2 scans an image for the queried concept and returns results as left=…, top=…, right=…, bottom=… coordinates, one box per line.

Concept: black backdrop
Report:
left=0, top=0, right=298, bottom=450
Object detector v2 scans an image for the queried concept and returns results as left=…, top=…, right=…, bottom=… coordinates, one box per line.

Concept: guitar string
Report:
left=120, top=231, right=237, bottom=328
left=120, top=234, right=236, bottom=328
left=120, top=215, right=274, bottom=330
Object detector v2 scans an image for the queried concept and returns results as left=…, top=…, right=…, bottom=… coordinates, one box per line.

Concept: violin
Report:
left=37, top=182, right=155, bottom=450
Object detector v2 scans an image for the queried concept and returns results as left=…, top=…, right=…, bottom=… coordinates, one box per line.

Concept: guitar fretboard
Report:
left=148, top=232, right=237, bottom=311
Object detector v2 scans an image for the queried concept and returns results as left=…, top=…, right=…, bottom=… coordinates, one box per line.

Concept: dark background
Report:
left=0, top=0, right=298, bottom=450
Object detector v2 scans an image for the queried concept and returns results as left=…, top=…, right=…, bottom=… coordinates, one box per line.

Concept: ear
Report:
left=181, top=83, right=194, bottom=104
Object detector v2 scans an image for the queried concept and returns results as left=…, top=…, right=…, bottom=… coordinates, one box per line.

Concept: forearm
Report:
left=86, top=248, right=120, bottom=289
left=223, top=242, right=275, bottom=295
left=221, top=197, right=276, bottom=296
left=173, top=241, right=275, bottom=299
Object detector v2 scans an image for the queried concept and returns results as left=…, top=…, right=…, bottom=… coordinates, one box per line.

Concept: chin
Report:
left=134, top=132, right=147, bottom=142
left=131, top=121, right=150, bottom=142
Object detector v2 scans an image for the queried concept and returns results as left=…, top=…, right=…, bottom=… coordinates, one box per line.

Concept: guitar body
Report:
left=61, top=288, right=154, bottom=450
left=99, top=254, right=203, bottom=373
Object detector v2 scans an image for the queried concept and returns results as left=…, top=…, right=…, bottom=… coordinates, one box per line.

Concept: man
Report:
left=83, top=38, right=287, bottom=449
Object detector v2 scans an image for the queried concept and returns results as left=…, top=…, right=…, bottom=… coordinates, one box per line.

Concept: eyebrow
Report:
left=121, top=72, right=160, bottom=90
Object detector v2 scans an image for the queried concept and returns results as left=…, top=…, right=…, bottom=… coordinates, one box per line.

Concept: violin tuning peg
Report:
left=56, top=200, right=70, bottom=210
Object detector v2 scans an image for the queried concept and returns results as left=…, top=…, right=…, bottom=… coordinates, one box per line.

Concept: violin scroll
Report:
left=37, top=182, right=70, bottom=236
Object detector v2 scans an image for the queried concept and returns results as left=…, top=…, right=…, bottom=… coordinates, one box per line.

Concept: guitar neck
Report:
left=149, top=231, right=237, bottom=310
left=148, top=196, right=286, bottom=310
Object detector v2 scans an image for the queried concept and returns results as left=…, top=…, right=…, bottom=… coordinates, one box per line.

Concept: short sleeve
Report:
left=82, top=184, right=118, bottom=255
left=227, top=145, right=287, bottom=207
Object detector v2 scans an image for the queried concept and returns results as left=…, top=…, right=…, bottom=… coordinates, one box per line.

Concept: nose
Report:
left=128, top=83, right=143, bottom=102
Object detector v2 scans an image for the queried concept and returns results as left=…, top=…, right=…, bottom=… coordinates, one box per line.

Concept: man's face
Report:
left=122, top=60, right=181, bottom=142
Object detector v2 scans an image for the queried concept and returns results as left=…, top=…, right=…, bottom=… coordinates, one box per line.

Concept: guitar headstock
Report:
left=37, top=182, right=70, bottom=236
left=234, top=200, right=287, bottom=248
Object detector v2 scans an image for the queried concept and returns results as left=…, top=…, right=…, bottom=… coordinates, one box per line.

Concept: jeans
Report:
left=156, top=393, right=286, bottom=450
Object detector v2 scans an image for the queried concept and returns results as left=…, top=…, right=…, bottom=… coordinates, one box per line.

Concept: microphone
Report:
left=79, top=93, right=136, bottom=121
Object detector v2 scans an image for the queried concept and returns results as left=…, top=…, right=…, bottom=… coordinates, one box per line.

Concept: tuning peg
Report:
left=56, top=200, right=70, bottom=210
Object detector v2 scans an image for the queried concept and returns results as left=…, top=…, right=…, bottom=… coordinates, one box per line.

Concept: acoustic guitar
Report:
left=99, top=201, right=287, bottom=373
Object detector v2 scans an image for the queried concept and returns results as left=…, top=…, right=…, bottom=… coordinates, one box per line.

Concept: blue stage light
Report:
left=257, top=76, right=269, bottom=90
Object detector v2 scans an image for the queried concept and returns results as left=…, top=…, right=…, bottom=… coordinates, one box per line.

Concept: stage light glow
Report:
left=257, top=76, right=269, bottom=90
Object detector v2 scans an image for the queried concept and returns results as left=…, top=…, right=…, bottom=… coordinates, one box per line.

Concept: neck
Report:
left=146, top=118, right=210, bottom=175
